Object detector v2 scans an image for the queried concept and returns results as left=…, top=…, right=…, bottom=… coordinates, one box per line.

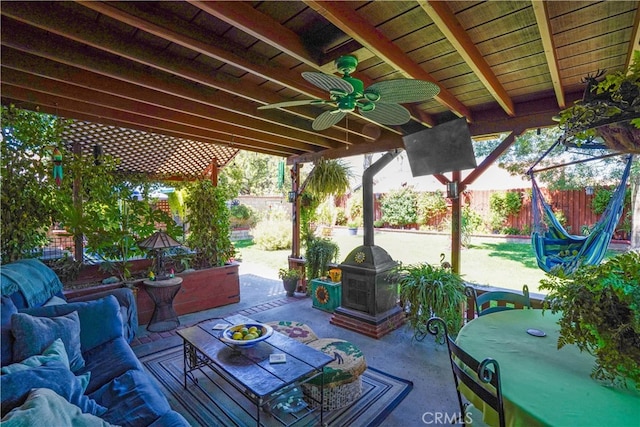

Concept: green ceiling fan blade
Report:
left=359, top=103, right=410, bottom=125
left=364, top=79, right=440, bottom=104
left=312, top=110, right=346, bottom=130
left=257, top=99, right=329, bottom=110
left=302, top=72, right=354, bottom=94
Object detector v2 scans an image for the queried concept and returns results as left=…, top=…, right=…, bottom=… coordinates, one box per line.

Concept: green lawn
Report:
left=235, top=230, right=621, bottom=294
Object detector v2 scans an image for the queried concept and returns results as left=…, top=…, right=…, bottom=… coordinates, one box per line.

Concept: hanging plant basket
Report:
left=595, top=121, right=640, bottom=154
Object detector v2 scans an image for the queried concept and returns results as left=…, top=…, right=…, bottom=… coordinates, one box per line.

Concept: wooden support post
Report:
left=451, top=170, right=462, bottom=275
left=291, top=163, right=301, bottom=258
left=209, top=158, right=218, bottom=185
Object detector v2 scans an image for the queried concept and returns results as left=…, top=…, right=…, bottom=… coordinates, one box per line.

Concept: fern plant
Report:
left=539, top=250, right=640, bottom=388
left=395, top=260, right=466, bottom=337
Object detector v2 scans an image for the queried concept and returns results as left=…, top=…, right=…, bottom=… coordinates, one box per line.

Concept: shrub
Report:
left=252, top=218, right=292, bottom=251
left=489, top=191, right=522, bottom=232
left=380, top=187, right=418, bottom=227
left=416, top=190, right=447, bottom=226
left=229, top=202, right=257, bottom=229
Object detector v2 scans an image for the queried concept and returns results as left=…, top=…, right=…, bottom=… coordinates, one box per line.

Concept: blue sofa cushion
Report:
left=0, top=259, right=64, bottom=309
left=80, top=337, right=142, bottom=395
left=0, top=361, right=107, bottom=417
left=1, top=296, right=17, bottom=366
left=11, top=311, right=85, bottom=373
left=90, top=369, right=171, bottom=427
left=21, top=295, right=123, bottom=353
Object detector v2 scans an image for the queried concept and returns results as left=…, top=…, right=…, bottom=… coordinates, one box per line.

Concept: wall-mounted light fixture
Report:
left=585, top=186, right=594, bottom=196
left=288, top=191, right=297, bottom=203
left=446, top=181, right=459, bottom=199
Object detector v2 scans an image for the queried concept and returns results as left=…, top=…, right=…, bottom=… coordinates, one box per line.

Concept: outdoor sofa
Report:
left=1, top=259, right=188, bottom=426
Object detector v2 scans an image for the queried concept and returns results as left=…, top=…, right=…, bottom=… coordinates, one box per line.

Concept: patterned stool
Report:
left=302, top=338, right=367, bottom=411
left=266, top=321, right=318, bottom=344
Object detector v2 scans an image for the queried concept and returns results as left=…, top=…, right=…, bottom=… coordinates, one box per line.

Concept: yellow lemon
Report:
left=248, top=326, right=258, bottom=334
left=232, top=332, right=243, bottom=340
left=244, top=333, right=258, bottom=340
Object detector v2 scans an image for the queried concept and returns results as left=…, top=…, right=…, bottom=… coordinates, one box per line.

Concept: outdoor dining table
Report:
left=455, top=309, right=639, bottom=427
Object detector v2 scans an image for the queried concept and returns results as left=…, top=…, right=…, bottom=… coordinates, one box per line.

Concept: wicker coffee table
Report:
left=177, top=314, right=333, bottom=426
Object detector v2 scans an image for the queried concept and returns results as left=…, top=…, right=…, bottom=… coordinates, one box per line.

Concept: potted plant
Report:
left=347, top=220, right=360, bottom=235
left=278, top=268, right=301, bottom=297
left=539, top=250, right=640, bottom=388
left=393, top=259, right=466, bottom=339
left=305, top=237, right=339, bottom=281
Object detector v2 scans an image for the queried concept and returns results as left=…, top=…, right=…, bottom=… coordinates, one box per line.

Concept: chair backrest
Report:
left=466, top=285, right=531, bottom=317
left=427, top=317, right=505, bottom=427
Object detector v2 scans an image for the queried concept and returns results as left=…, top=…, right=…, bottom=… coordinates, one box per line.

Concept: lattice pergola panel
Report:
left=60, top=120, right=239, bottom=179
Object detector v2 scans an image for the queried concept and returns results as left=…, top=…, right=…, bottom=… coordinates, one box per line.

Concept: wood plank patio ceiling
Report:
left=1, top=1, right=638, bottom=178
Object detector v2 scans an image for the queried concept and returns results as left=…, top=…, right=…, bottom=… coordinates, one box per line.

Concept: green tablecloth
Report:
left=455, top=309, right=639, bottom=427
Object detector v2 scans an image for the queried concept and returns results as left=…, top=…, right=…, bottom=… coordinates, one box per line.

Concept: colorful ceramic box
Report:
left=311, top=278, right=342, bottom=313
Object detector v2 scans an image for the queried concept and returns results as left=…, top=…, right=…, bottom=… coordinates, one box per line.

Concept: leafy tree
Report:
left=220, top=151, right=288, bottom=196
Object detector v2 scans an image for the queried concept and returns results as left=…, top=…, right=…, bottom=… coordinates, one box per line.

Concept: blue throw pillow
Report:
left=1, top=338, right=69, bottom=374
left=0, top=361, right=107, bottom=417
left=1, top=388, right=115, bottom=427
left=1, top=296, right=18, bottom=366
left=21, top=295, right=123, bottom=353
left=11, top=311, right=85, bottom=373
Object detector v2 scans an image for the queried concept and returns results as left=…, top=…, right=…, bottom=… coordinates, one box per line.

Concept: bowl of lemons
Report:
left=221, top=323, right=274, bottom=347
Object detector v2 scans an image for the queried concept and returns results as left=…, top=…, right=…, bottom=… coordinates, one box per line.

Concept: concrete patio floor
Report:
left=132, top=261, right=461, bottom=426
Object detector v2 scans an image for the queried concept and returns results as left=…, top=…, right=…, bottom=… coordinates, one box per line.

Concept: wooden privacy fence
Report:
left=365, top=187, right=631, bottom=240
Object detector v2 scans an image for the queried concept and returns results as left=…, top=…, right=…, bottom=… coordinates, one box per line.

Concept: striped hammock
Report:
left=531, top=155, right=633, bottom=275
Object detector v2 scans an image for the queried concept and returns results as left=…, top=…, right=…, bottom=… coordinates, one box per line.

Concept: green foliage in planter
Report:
left=278, top=268, right=301, bottom=281
left=416, top=190, right=447, bottom=225
left=539, top=251, right=640, bottom=388
left=86, top=182, right=177, bottom=281
left=1, top=106, right=65, bottom=263
left=185, top=180, right=235, bottom=268
left=305, top=237, right=339, bottom=280
left=395, top=261, right=466, bottom=336
left=381, top=187, right=418, bottom=227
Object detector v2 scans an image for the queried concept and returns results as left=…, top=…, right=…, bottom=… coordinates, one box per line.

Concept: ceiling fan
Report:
left=257, top=55, right=440, bottom=131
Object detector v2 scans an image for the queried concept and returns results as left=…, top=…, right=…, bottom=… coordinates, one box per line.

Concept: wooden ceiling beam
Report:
left=419, top=0, right=515, bottom=116
left=0, top=41, right=340, bottom=151
left=304, top=0, right=471, bottom=120
left=189, top=0, right=323, bottom=69
left=186, top=0, right=398, bottom=134
left=0, top=2, right=371, bottom=143
left=531, top=1, right=565, bottom=109
left=1, top=67, right=321, bottom=153
left=1, top=84, right=298, bottom=158
left=77, top=1, right=327, bottom=100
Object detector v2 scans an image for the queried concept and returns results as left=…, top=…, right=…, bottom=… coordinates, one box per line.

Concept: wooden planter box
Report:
left=136, top=262, right=240, bottom=325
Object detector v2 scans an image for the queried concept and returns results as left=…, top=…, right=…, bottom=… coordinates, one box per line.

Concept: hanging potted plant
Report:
left=393, top=258, right=467, bottom=339
left=278, top=268, right=301, bottom=297
left=557, top=51, right=640, bottom=153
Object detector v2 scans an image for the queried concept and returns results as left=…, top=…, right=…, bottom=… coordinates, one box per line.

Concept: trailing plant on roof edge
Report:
left=539, top=250, right=640, bottom=389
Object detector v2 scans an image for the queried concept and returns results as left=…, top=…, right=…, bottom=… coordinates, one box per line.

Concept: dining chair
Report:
left=427, top=317, right=505, bottom=427
left=465, top=285, right=531, bottom=318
